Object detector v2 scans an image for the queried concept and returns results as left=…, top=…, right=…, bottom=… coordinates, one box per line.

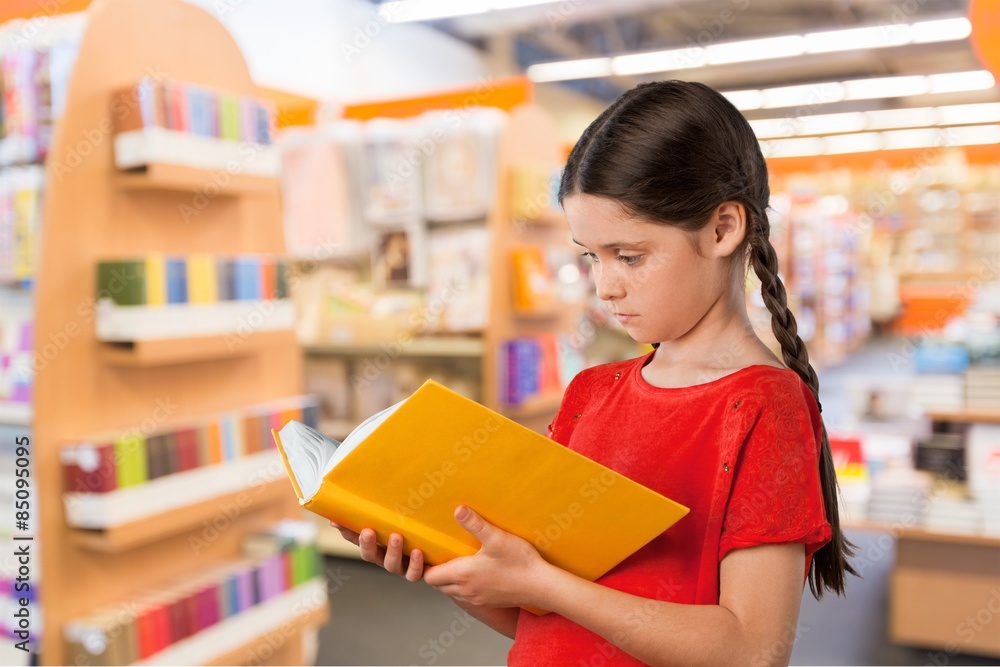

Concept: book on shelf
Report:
left=271, top=379, right=689, bottom=614
left=511, top=245, right=555, bottom=312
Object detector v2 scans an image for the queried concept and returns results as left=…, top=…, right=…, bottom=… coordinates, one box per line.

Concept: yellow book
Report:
left=144, top=253, right=166, bottom=306
left=271, top=379, right=689, bottom=613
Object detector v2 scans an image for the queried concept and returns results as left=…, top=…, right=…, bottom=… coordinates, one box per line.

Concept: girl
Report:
left=333, top=80, right=856, bottom=666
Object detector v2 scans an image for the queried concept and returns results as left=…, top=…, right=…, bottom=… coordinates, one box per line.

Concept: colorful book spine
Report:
left=97, top=260, right=146, bottom=305
left=165, top=257, right=188, bottom=304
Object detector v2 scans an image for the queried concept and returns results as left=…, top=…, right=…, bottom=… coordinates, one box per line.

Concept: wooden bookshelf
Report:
left=32, top=1, right=320, bottom=664
left=925, top=407, right=1000, bottom=424
left=304, top=335, right=485, bottom=358
left=115, top=163, right=278, bottom=195
left=98, top=330, right=289, bottom=367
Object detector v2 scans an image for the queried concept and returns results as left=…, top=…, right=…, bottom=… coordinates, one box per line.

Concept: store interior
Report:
left=0, top=0, right=998, bottom=665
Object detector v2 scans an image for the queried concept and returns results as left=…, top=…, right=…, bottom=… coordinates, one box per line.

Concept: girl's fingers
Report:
left=383, top=534, right=405, bottom=575
left=333, top=524, right=361, bottom=546
left=404, top=549, right=424, bottom=582
left=358, top=528, right=384, bottom=566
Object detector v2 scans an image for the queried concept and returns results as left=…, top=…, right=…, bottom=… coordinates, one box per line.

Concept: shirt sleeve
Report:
left=719, top=376, right=832, bottom=563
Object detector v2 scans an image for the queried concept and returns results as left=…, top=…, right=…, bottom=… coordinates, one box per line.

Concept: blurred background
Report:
left=0, top=0, right=998, bottom=665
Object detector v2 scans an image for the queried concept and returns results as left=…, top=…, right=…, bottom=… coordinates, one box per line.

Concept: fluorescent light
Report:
left=382, top=0, right=489, bottom=22
left=804, top=25, right=910, bottom=53
left=928, top=70, right=996, bottom=94
left=528, top=14, right=972, bottom=83
left=613, top=48, right=704, bottom=76
left=946, top=124, right=1000, bottom=145
left=762, top=82, right=845, bottom=109
left=936, top=103, right=1000, bottom=125
left=706, top=35, right=804, bottom=65
left=881, top=128, right=946, bottom=150
left=749, top=118, right=796, bottom=139
left=865, top=107, right=939, bottom=130
left=527, top=57, right=612, bottom=83
left=825, top=132, right=882, bottom=154
left=722, top=89, right=765, bottom=111
left=844, top=75, right=929, bottom=101
left=797, top=111, right=868, bottom=136
left=911, top=17, right=972, bottom=43
left=763, top=137, right=826, bottom=158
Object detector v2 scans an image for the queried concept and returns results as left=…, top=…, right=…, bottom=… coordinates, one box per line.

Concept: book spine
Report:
left=166, top=257, right=188, bottom=304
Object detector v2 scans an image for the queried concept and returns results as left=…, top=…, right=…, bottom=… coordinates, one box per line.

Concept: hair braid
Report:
left=749, top=233, right=858, bottom=597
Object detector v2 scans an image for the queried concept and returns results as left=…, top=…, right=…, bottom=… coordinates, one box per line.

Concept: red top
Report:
left=507, top=352, right=832, bottom=666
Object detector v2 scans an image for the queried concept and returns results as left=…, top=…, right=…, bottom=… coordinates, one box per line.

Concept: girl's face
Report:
left=564, top=193, right=736, bottom=346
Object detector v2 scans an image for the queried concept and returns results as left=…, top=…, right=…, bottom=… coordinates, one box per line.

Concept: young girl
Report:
left=333, top=80, right=856, bottom=666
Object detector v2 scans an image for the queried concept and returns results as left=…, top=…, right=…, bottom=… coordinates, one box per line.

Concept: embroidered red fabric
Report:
left=507, top=352, right=832, bottom=666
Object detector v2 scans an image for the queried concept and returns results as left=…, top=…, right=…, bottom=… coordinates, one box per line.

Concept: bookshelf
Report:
left=32, top=1, right=325, bottom=664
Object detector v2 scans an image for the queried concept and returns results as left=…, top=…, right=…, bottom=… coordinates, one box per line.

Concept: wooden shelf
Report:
left=136, top=579, right=329, bottom=666
left=65, top=452, right=289, bottom=553
left=896, top=526, right=1000, bottom=548
left=99, top=329, right=290, bottom=367
left=924, top=407, right=1000, bottom=424
left=0, top=401, right=31, bottom=425
left=115, top=162, right=278, bottom=195
left=304, top=336, right=485, bottom=358
left=502, top=393, right=562, bottom=420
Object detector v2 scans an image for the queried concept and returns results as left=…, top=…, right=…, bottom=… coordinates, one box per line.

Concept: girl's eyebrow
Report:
left=572, top=238, right=649, bottom=250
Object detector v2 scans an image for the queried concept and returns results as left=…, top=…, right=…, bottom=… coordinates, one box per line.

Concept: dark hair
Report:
left=559, top=80, right=856, bottom=598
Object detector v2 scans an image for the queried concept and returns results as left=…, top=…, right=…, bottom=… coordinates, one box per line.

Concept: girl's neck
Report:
left=644, top=284, right=782, bottom=385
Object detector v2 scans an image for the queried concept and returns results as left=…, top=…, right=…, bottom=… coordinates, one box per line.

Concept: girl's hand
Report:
left=330, top=522, right=425, bottom=583
left=423, top=505, right=551, bottom=609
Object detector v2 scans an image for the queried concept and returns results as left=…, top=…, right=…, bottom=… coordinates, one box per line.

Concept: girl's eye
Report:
left=580, top=251, right=598, bottom=262
left=617, top=254, right=640, bottom=266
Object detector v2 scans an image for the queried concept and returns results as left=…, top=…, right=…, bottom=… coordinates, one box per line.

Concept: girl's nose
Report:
left=594, top=265, right=626, bottom=301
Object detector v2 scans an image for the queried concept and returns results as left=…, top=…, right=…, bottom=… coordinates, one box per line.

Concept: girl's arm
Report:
left=424, top=507, right=806, bottom=667
left=331, top=523, right=520, bottom=639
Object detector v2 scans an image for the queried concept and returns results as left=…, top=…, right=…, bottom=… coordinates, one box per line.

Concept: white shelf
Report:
left=0, top=401, right=31, bottom=426
left=95, top=300, right=295, bottom=342
left=64, top=450, right=284, bottom=529
left=131, top=578, right=327, bottom=666
left=0, top=641, right=31, bottom=667
left=113, top=127, right=280, bottom=177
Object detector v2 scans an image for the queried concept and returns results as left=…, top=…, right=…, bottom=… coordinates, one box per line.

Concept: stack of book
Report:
left=0, top=165, right=45, bottom=285
left=62, top=520, right=320, bottom=666
left=910, top=374, right=964, bottom=411
left=965, top=365, right=1000, bottom=411
left=95, top=255, right=290, bottom=307
left=867, top=466, right=934, bottom=525
left=967, top=423, right=1000, bottom=536
left=0, top=18, right=81, bottom=166
left=499, top=334, right=586, bottom=406
left=60, top=396, right=318, bottom=494
left=112, top=77, right=278, bottom=174
left=923, top=485, right=982, bottom=535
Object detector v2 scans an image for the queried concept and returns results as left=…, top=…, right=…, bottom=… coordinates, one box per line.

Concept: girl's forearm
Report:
left=446, top=595, right=519, bottom=640
left=535, top=566, right=754, bottom=667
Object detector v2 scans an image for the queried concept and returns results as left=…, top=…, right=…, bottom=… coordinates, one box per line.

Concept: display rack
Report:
left=301, top=89, right=581, bottom=435
left=32, top=1, right=325, bottom=664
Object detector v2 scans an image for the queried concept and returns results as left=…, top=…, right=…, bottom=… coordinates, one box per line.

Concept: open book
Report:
left=271, top=380, right=689, bottom=609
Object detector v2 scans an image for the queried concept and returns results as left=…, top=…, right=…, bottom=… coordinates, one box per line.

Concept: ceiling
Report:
left=370, top=0, right=997, bottom=117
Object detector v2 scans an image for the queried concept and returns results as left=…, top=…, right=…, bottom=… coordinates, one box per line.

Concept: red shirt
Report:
left=507, top=352, right=832, bottom=666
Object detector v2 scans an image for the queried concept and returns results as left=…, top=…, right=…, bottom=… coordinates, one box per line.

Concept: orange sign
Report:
left=0, top=0, right=92, bottom=24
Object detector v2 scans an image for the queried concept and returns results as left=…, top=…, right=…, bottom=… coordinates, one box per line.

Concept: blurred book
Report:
left=867, top=465, right=934, bottom=525
left=425, top=225, right=491, bottom=332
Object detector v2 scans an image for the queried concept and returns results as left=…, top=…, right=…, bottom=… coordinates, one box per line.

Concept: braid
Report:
left=749, top=232, right=858, bottom=598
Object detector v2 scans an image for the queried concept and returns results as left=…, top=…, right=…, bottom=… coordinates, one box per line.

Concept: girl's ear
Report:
left=703, top=201, right=747, bottom=258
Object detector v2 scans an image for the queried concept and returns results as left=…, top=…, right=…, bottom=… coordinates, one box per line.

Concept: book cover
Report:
left=61, top=441, right=117, bottom=493
left=272, top=380, right=689, bottom=613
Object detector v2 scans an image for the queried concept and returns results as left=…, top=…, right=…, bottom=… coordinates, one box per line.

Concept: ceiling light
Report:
left=706, top=35, right=805, bottom=65
left=383, top=0, right=561, bottom=23
left=528, top=15, right=972, bottom=82
left=944, top=124, right=1000, bottom=145
left=612, top=48, right=704, bottom=76
left=762, top=82, right=846, bottom=109
left=936, top=102, right=1000, bottom=125
left=722, top=89, right=765, bottom=110
left=844, top=75, right=929, bottom=101
left=865, top=107, right=940, bottom=130
left=527, top=57, right=613, bottom=83
left=804, top=25, right=910, bottom=53
left=824, top=132, right=882, bottom=154
left=879, top=128, right=947, bottom=150
left=927, top=70, right=996, bottom=94
left=796, top=112, right=868, bottom=136
left=910, top=17, right=972, bottom=43
left=762, top=137, right=826, bottom=158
